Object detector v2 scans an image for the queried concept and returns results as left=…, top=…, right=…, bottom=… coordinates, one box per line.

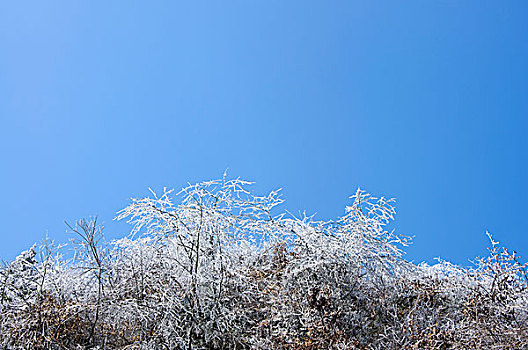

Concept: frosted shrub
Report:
left=1, top=177, right=526, bottom=349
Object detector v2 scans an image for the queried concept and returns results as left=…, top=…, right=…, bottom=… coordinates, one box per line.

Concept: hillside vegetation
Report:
left=1, top=178, right=527, bottom=349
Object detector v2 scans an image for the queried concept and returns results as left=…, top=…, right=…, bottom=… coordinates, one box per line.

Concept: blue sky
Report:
left=1, top=1, right=527, bottom=265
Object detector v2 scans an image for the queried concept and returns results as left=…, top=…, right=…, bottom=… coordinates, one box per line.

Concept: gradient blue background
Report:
left=1, top=1, right=527, bottom=264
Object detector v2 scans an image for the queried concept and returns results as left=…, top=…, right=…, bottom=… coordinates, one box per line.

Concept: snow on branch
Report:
left=1, top=177, right=526, bottom=349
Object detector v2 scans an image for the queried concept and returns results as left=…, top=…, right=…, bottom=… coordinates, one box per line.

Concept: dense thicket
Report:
left=1, top=178, right=527, bottom=349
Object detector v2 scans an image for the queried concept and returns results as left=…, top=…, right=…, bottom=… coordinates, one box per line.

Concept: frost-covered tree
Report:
left=1, top=177, right=527, bottom=349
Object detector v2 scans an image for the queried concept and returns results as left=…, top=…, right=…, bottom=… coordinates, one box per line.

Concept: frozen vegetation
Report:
left=1, top=178, right=527, bottom=349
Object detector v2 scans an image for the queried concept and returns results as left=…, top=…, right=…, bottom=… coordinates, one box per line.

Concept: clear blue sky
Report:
left=1, top=1, right=527, bottom=265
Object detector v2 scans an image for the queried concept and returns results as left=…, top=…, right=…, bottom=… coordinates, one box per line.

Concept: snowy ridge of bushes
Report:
left=1, top=178, right=527, bottom=349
